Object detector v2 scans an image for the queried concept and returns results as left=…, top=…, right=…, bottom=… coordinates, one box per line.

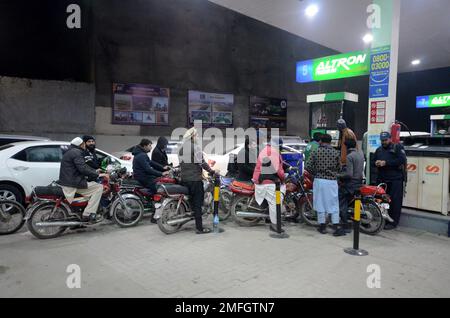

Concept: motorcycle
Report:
left=229, top=166, right=305, bottom=227
left=299, top=171, right=393, bottom=235
left=0, top=199, right=26, bottom=235
left=26, top=167, right=144, bottom=239
left=217, top=175, right=234, bottom=221
left=153, top=173, right=218, bottom=234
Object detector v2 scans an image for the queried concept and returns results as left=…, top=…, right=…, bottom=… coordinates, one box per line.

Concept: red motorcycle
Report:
left=299, top=170, right=392, bottom=235
left=26, top=167, right=145, bottom=239
left=228, top=166, right=309, bottom=227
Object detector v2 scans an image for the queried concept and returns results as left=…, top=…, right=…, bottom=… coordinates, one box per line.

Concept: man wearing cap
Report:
left=337, top=119, right=357, bottom=166
left=179, top=127, right=217, bottom=234
left=374, top=132, right=407, bottom=230
left=58, top=137, right=107, bottom=223
left=82, top=135, right=100, bottom=180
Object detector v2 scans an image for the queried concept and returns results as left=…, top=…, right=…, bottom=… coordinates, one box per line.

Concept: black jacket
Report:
left=132, top=145, right=164, bottom=184
left=236, top=146, right=256, bottom=182
left=83, top=149, right=100, bottom=181
left=151, top=137, right=169, bottom=167
left=58, top=145, right=99, bottom=189
left=374, top=143, right=407, bottom=182
left=179, top=139, right=213, bottom=182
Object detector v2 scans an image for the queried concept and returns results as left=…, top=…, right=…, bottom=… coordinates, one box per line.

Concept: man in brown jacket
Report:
left=337, top=119, right=357, bottom=166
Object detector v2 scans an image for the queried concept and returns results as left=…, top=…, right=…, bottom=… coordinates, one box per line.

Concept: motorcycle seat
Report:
left=34, top=186, right=65, bottom=198
left=158, top=184, right=190, bottom=195
left=121, top=179, right=142, bottom=187
left=231, top=180, right=255, bottom=191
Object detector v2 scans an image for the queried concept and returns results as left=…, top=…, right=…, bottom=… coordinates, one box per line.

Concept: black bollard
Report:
left=344, top=192, right=368, bottom=256
left=270, top=182, right=289, bottom=239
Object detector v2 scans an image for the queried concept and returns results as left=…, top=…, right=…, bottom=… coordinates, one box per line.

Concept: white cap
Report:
left=183, top=127, right=198, bottom=140
left=70, top=137, right=84, bottom=147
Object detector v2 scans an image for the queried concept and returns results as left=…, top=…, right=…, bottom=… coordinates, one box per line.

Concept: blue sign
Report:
left=416, top=96, right=430, bottom=108
left=296, top=60, right=314, bottom=83
left=368, top=134, right=381, bottom=149
left=369, top=48, right=391, bottom=98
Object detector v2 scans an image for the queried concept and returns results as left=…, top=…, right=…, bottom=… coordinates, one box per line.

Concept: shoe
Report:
left=384, top=223, right=397, bottom=230
left=82, top=213, right=102, bottom=224
left=317, top=224, right=327, bottom=234
left=344, top=223, right=352, bottom=234
left=265, top=218, right=271, bottom=224
left=196, top=228, right=212, bottom=234
left=332, top=225, right=346, bottom=237
left=150, top=216, right=157, bottom=224
left=270, top=224, right=285, bottom=233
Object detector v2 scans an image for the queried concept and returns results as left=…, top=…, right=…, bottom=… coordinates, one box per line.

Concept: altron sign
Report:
left=296, top=50, right=370, bottom=83
left=417, top=93, right=450, bottom=109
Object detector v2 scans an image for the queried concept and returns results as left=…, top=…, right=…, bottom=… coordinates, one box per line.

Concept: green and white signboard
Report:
left=296, top=50, right=370, bottom=83
left=417, top=93, right=450, bottom=109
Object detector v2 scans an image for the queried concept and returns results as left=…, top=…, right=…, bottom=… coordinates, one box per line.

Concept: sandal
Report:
left=196, top=228, right=211, bottom=234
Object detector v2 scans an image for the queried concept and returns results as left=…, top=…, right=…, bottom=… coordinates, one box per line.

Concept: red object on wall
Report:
left=391, top=122, right=401, bottom=144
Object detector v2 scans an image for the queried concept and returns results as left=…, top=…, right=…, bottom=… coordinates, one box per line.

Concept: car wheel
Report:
left=0, top=184, right=24, bottom=205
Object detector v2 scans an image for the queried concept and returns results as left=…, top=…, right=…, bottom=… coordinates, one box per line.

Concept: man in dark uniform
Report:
left=374, top=132, right=407, bottom=230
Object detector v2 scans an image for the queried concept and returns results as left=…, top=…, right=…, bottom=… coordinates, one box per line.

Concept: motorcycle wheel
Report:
left=111, top=196, right=144, bottom=228
left=299, top=193, right=319, bottom=227
left=230, top=195, right=263, bottom=227
left=359, top=200, right=385, bottom=235
left=218, top=190, right=232, bottom=221
left=157, top=198, right=185, bottom=234
left=27, top=202, right=69, bottom=239
left=0, top=200, right=26, bottom=235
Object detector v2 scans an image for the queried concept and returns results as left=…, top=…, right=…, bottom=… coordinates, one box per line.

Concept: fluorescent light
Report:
left=305, top=4, right=319, bottom=17
left=411, top=59, right=421, bottom=65
left=363, top=33, right=373, bottom=43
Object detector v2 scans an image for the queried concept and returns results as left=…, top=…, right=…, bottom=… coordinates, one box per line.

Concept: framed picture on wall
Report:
left=112, top=83, right=170, bottom=126
left=188, top=90, right=234, bottom=127
left=249, top=96, right=287, bottom=131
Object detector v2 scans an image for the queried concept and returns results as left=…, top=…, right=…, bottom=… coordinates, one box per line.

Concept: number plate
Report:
left=381, top=203, right=390, bottom=209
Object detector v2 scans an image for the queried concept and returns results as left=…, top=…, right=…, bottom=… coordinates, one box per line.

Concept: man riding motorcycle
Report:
left=57, top=137, right=107, bottom=223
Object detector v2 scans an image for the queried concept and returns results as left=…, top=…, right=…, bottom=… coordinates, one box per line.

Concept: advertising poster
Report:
left=249, top=96, right=287, bottom=130
left=188, top=90, right=234, bottom=126
left=112, top=83, right=170, bottom=126
left=369, top=46, right=391, bottom=98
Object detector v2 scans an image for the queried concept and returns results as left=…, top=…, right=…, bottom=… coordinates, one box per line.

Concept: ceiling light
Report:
left=411, top=59, right=421, bottom=65
left=363, top=33, right=373, bottom=43
left=305, top=4, right=319, bottom=17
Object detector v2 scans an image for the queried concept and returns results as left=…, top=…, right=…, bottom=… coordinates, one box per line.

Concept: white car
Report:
left=205, top=142, right=306, bottom=176
left=0, top=141, right=132, bottom=204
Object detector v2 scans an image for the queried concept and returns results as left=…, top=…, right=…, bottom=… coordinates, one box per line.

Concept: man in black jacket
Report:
left=82, top=135, right=100, bottom=181
left=179, top=127, right=216, bottom=234
left=236, top=136, right=257, bottom=182
left=374, top=132, right=407, bottom=230
left=58, top=137, right=107, bottom=222
left=132, top=139, right=170, bottom=194
left=151, top=136, right=169, bottom=167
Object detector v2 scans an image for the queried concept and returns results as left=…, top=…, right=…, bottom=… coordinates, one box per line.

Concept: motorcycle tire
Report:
left=111, top=196, right=144, bottom=228
left=359, top=200, right=385, bottom=235
left=157, top=198, right=185, bottom=234
left=299, top=193, right=319, bottom=227
left=27, top=202, right=69, bottom=239
left=230, top=195, right=263, bottom=227
left=0, top=200, right=26, bottom=235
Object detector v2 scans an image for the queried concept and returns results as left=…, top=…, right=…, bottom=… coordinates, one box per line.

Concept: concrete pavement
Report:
left=1, top=217, right=450, bottom=298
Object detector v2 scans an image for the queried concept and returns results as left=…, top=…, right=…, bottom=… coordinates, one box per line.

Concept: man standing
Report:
left=58, top=137, right=106, bottom=223
left=374, top=132, right=407, bottom=230
left=304, top=132, right=322, bottom=163
left=179, top=127, right=216, bottom=234
left=236, top=136, right=257, bottom=182
left=306, top=134, right=343, bottom=236
left=337, top=119, right=357, bottom=166
left=338, top=139, right=365, bottom=233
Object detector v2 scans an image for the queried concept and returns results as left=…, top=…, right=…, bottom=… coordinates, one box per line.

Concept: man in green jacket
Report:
left=304, top=132, right=322, bottom=163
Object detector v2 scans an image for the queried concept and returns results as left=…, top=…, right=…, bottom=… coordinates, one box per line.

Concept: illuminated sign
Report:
left=296, top=50, right=370, bottom=83
left=417, top=93, right=450, bottom=109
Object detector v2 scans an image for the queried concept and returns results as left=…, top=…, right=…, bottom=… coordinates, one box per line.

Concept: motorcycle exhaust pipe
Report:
left=35, top=221, right=82, bottom=227
left=236, top=211, right=269, bottom=218
left=166, top=217, right=193, bottom=226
